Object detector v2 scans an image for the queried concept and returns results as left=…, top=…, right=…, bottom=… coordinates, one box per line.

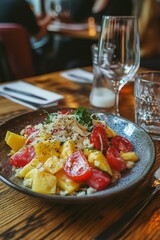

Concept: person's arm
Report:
left=34, top=14, right=53, bottom=40
left=92, top=0, right=109, bottom=13
left=17, top=1, right=53, bottom=40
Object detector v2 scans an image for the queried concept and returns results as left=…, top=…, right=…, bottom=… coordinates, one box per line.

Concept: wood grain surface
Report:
left=0, top=67, right=160, bottom=240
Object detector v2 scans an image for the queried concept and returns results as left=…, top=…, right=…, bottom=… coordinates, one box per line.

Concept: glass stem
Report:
left=115, top=90, right=120, bottom=116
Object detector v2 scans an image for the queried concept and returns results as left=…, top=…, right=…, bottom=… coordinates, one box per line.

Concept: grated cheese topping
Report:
left=26, top=114, right=93, bottom=150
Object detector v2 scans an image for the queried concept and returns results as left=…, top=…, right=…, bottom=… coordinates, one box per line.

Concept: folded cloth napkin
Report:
left=61, top=68, right=135, bottom=84
left=61, top=68, right=93, bottom=84
left=0, top=81, right=64, bottom=110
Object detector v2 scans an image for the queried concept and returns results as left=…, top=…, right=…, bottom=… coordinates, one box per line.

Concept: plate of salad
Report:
left=0, top=107, right=155, bottom=203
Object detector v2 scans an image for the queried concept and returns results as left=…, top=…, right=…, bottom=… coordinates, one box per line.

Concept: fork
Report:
left=95, top=167, right=160, bottom=240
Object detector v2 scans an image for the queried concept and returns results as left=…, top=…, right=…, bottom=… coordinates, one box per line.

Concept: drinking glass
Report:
left=47, top=0, right=70, bottom=22
left=90, top=44, right=115, bottom=111
left=134, top=72, right=160, bottom=140
left=47, top=0, right=62, bottom=19
left=98, top=16, right=140, bottom=116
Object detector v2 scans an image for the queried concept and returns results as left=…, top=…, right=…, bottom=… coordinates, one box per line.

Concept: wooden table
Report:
left=0, top=68, right=160, bottom=240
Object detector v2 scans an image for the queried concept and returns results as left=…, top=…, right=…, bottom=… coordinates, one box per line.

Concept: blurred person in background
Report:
left=91, top=0, right=133, bottom=22
left=0, top=0, right=53, bottom=74
left=46, top=0, right=133, bottom=72
left=61, top=0, right=132, bottom=23
left=133, top=0, right=160, bottom=70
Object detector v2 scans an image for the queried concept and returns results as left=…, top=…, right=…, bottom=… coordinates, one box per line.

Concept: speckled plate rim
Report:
left=0, top=107, right=156, bottom=203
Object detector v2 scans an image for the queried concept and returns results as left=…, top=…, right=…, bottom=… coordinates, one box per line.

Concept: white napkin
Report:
left=48, top=21, right=88, bottom=31
left=61, top=68, right=93, bottom=84
left=0, top=81, right=64, bottom=109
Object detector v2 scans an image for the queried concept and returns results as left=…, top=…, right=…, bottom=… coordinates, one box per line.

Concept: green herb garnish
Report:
left=44, top=107, right=98, bottom=130
left=72, top=106, right=97, bottom=131
left=44, top=111, right=57, bottom=123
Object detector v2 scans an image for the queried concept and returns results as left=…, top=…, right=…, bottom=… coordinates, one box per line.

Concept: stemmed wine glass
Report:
left=98, top=16, right=140, bottom=116
left=47, top=0, right=70, bottom=23
left=47, top=0, right=62, bottom=19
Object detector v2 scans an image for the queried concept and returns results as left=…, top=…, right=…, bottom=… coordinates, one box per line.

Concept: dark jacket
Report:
left=0, top=0, right=40, bottom=35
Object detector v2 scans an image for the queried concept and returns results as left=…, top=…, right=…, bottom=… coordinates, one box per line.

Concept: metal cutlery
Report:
left=0, top=92, right=56, bottom=109
left=2, top=87, right=47, bottom=100
left=68, top=73, right=93, bottom=83
left=11, top=96, right=56, bottom=109
left=95, top=167, right=160, bottom=240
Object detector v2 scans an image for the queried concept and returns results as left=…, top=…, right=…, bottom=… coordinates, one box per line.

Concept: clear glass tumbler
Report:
left=134, top=72, right=160, bottom=140
left=89, top=44, right=115, bottom=111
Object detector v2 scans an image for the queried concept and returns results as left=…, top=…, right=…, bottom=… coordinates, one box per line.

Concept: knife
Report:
left=0, top=91, right=55, bottom=109
left=68, top=74, right=93, bottom=83
left=3, top=87, right=47, bottom=100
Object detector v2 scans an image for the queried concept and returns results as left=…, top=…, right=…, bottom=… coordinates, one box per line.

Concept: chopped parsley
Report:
left=44, top=107, right=99, bottom=131
left=72, top=107, right=98, bottom=131
left=44, top=111, right=57, bottom=123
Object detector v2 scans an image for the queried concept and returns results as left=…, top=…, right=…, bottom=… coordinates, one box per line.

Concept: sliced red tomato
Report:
left=111, top=136, right=132, bottom=153
left=106, top=146, right=127, bottom=172
left=24, top=126, right=37, bottom=144
left=87, top=168, right=110, bottom=191
left=24, top=126, right=36, bottom=136
left=52, top=127, right=64, bottom=134
left=64, top=150, right=91, bottom=182
left=90, top=124, right=108, bottom=152
left=58, top=110, right=73, bottom=115
left=10, top=146, right=36, bottom=167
